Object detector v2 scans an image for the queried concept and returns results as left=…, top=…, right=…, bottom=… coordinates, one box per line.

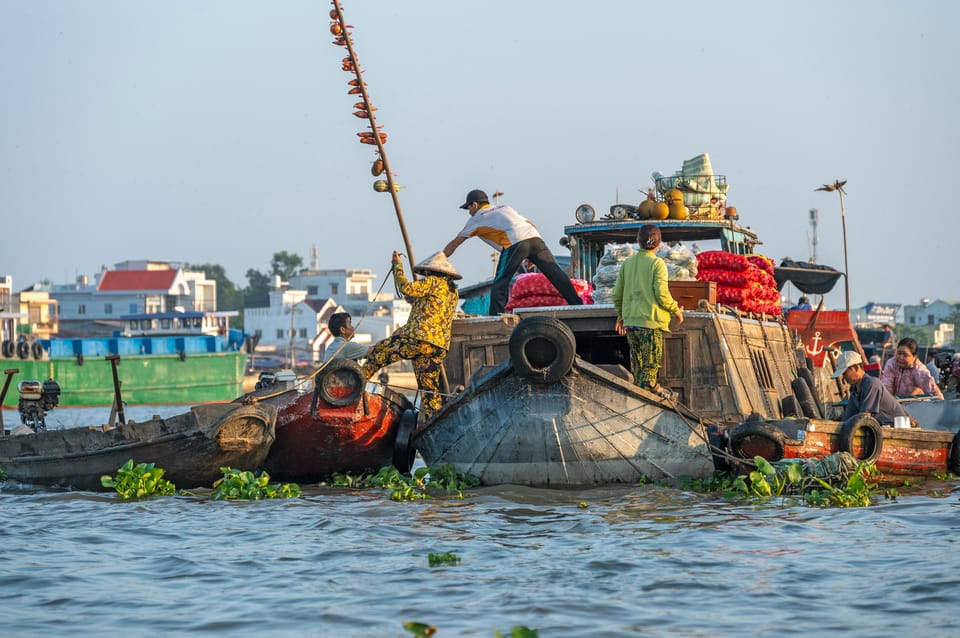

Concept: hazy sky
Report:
left=2, top=1, right=957, bottom=311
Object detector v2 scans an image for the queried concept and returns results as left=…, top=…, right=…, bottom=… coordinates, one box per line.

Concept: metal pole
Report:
left=105, top=355, right=125, bottom=425
left=838, top=190, right=850, bottom=314
left=0, top=368, right=19, bottom=429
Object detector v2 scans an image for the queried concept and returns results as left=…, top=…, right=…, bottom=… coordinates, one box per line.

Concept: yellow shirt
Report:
left=394, top=264, right=459, bottom=349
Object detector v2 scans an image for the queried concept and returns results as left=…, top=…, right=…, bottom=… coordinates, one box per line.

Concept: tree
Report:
left=271, top=251, right=303, bottom=281
left=243, top=268, right=271, bottom=308
left=186, top=262, right=241, bottom=312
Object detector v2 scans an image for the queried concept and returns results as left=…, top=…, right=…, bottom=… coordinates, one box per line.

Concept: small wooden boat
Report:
left=0, top=402, right=277, bottom=490
left=725, top=414, right=960, bottom=477
left=415, top=316, right=715, bottom=486
left=239, top=359, right=415, bottom=482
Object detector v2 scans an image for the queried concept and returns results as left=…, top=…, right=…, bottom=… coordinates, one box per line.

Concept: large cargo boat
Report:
left=0, top=311, right=248, bottom=407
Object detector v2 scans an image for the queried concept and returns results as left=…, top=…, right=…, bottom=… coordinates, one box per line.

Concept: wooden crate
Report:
left=669, top=280, right=716, bottom=310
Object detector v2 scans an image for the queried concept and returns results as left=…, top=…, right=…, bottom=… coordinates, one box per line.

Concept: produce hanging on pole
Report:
left=329, top=0, right=416, bottom=277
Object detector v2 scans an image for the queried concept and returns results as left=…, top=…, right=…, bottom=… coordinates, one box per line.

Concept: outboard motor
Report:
left=17, top=378, right=60, bottom=432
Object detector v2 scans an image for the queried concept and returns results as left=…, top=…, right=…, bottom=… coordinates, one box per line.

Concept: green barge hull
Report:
left=1, top=352, right=247, bottom=408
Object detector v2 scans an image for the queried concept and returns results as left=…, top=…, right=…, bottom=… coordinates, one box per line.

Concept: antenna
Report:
left=310, top=244, right=318, bottom=271
left=808, top=208, right=819, bottom=263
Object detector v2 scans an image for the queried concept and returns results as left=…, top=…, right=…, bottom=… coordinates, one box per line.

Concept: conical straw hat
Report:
left=413, top=251, right=461, bottom=280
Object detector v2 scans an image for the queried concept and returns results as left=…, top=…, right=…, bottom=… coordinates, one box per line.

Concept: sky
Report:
left=1, top=0, right=958, bottom=312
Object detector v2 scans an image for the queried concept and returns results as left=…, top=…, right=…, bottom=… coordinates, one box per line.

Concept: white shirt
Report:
left=322, top=336, right=368, bottom=363
left=456, top=204, right=541, bottom=250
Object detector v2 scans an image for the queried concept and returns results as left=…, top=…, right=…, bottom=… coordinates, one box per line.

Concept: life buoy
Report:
left=780, top=395, right=800, bottom=418
left=392, top=408, right=417, bottom=473
left=508, top=316, right=576, bottom=384
left=948, top=430, right=960, bottom=475
left=791, top=377, right=821, bottom=420
left=1, top=340, right=13, bottom=358
left=16, top=341, right=30, bottom=360
left=316, top=358, right=365, bottom=407
left=729, top=420, right=787, bottom=462
left=797, top=367, right=825, bottom=418
left=31, top=342, right=45, bottom=359
left=838, top=413, right=884, bottom=463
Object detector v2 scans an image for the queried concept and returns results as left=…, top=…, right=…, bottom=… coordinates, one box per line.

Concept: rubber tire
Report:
left=31, top=342, right=44, bottom=359
left=508, top=316, right=576, bottom=384
left=316, top=358, right=365, bottom=407
left=781, top=395, right=800, bottom=418
left=77, top=353, right=84, bottom=366
left=1, top=340, right=13, bottom=358
left=949, top=431, right=960, bottom=476
left=392, top=408, right=417, bottom=473
left=838, top=413, right=884, bottom=463
left=729, top=420, right=787, bottom=462
left=792, top=377, right=822, bottom=420
left=16, top=341, right=29, bottom=360
left=797, top=367, right=825, bottom=418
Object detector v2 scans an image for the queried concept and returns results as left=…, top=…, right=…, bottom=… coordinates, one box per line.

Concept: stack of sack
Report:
left=696, top=251, right=782, bottom=316
left=505, top=273, right=593, bottom=312
left=592, top=242, right=700, bottom=305
left=657, top=242, right=699, bottom=281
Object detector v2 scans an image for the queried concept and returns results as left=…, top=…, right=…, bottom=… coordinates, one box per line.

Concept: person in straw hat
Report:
left=832, top=349, right=908, bottom=426
left=363, top=250, right=461, bottom=420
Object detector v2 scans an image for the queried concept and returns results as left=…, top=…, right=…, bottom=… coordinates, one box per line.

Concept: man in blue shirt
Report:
left=322, top=312, right=371, bottom=363
left=833, top=350, right=907, bottom=425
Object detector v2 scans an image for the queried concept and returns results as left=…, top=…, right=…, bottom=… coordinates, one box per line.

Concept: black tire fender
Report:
left=16, top=341, right=30, bottom=360
left=76, top=353, right=84, bottom=366
left=392, top=408, right=417, bottom=473
left=508, top=316, right=576, bottom=384
left=780, top=395, right=800, bottom=418
left=729, top=420, right=787, bottom=462
left=792, top=377, right=822, bottom=420
left=797, top=367, right=825, bottom=418
left=948, top=430, right=960, bottom=475
left=838, top=413, right=884, bottom=463
left=1, top=340, right=13, bottom=358
left=315, top=358, right=365, bottom=407
left=31, top=342, right=44, bottom=359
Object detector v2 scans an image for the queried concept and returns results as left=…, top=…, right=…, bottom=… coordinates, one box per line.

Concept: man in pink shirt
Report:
left=881, top=337, right=943, bottom=399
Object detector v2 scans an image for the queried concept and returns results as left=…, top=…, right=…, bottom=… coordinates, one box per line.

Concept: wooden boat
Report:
left=726, top=414, right=960, bottom=477
left=415, top=319, right=715, bottom=485
left=0, top=402, right=277, bottom=490
left=421, top=212, right=813, bottom=486
left=237, top=358, right=415, bottom=482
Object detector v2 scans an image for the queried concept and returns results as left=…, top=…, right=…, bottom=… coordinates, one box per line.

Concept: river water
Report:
left=2, top=406, right=959, bottom=637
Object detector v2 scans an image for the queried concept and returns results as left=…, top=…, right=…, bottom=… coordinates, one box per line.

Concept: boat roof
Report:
left=120, top=310, right=239, bottom=320
left=563, top=219, right=761, bottom=247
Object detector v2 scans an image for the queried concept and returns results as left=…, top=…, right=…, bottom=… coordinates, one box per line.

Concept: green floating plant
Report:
left=211, top=467, right=301, bottom=500
left=402, top=621, right=436, bottom=637
left=0, top=466, right=9, bottom=482
left=328, top=464, right=479, bottom=502
left=727, top=454, right=882, bottom=508
left=427, top=552, right=461, bottom=567
left=494, top=627, right=539, bottom=638
left=101, top=459, right=176, bottom=499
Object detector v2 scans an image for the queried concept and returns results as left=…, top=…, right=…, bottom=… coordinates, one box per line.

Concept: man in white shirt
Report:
left=322, top=312, right=371, bottom=363
left=443, top=189, right=583, bottom=315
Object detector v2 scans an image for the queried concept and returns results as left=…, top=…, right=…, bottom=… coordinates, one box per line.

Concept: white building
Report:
left=243, top=269, right=410, bottom=366
left=903, top=298, right=959, bottom=328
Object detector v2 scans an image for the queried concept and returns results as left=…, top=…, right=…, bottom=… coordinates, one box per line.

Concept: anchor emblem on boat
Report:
left=805, top=331, right=824, bottom=358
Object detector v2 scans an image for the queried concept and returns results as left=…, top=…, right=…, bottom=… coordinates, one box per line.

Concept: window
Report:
left=330, top=283, right=339, bottom=295
left=161, top=319, right=171, bottom=329
left=254, top=329, right=262, bottom=338
left=276, top=329, right=284, bottom=339
left=77, top=304, right=86, bottom=315
left=928, top=314, right=935, bottom=325
left=104, top=303, right=113, bottom=314
left=299, top=328, right=307, bottom=338
left=129, top=303, right=138, bottom=313
left=307, top=285, right=318, bottom=296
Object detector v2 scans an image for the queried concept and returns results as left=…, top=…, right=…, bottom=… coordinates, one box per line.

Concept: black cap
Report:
left=459, top=189, right=488, bottom=210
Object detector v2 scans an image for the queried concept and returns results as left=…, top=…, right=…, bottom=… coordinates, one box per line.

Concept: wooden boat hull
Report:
left=726, top=417, right=960, bottom=477
left=415, top=358, right=715, bottom=486
left=243, top=360, right=415, bottom=482
left=0, top=403, right=277, bottom=490
left=257, top=389, right=413, bottom=481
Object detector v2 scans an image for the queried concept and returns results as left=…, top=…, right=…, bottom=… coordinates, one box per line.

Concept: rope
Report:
left=244, top=266, right=396, bottom=404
